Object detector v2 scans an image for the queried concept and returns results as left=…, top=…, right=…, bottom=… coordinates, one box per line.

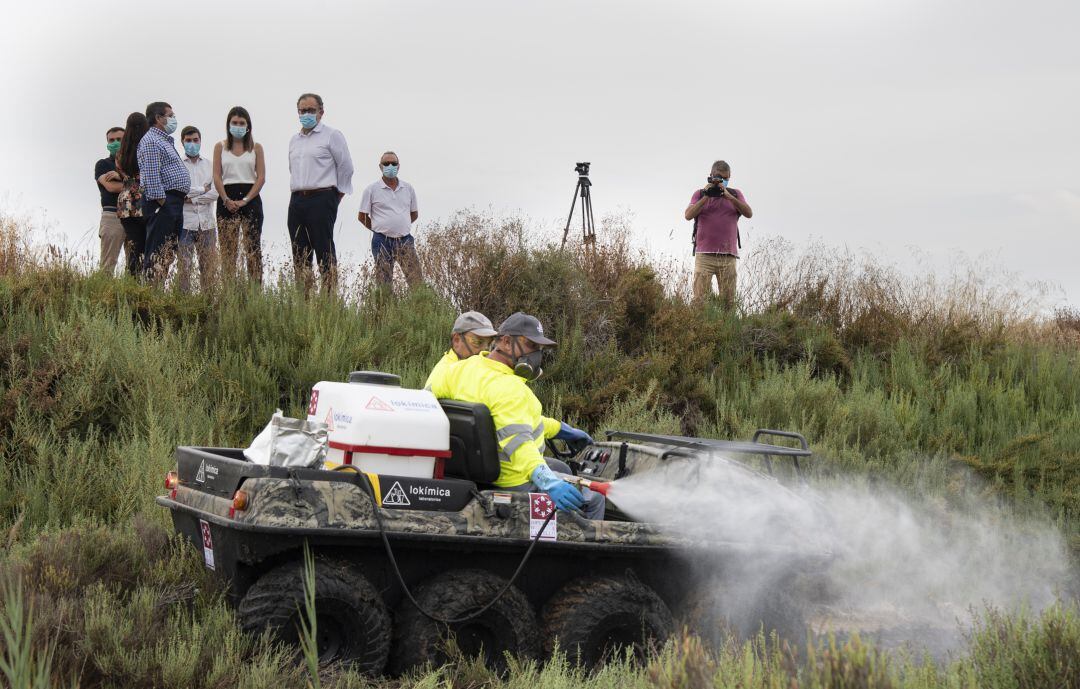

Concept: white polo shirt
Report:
left=359, top=179, right=418, bottom=238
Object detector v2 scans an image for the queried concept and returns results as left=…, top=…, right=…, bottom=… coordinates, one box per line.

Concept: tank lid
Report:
left=347, top=371, right=401, bottom=386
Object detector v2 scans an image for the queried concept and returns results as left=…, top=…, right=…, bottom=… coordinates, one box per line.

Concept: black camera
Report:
left=703, top=177, right=729, bottom=197
left=575, top=162, right=591, bottom=176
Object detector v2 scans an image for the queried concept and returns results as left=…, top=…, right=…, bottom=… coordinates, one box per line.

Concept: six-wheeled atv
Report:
left=157, top=379, right=826, bottom=675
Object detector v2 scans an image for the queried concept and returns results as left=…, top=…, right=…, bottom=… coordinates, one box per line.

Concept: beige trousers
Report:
left=693, top=252, right=737, bottom=304
left=98, top=210, right=125, bottom=273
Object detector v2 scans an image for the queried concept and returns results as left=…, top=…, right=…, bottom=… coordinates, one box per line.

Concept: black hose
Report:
left=359, top=473, right=555, bottom=625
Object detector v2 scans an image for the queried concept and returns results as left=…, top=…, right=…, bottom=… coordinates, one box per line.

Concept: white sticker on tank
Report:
left=195, top=460, right=206, bottom=483
left=199, top=519, right=215, bottom=570
left=529, top=493, right=557, bottom=541
left=382, top=481, right=411, bottom=506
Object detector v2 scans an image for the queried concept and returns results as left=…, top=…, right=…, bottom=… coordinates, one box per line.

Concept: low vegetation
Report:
left=0, top=210, right=1077, bottom=687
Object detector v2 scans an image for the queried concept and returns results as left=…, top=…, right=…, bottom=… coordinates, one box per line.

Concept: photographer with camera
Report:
left=684, top=160, right=752, bottom=305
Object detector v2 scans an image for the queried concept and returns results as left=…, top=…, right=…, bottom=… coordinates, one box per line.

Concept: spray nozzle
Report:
left=561, top=475, right=611, bottom=496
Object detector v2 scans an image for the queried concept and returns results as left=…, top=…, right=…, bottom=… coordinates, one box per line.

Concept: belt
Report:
left=292, top=187, right=336, bottom=197
left=102, top=206, right=117, bottom=213
left=165, top=189, right=187, bottom=198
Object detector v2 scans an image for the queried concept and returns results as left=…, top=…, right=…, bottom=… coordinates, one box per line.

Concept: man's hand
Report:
left=157, top=198, right=166, bottom=206
left=555, top=423, right=593, bottom=445
left=545, top=481, right=585, bottom=513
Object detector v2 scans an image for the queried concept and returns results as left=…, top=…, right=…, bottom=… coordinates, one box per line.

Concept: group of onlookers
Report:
left=96, top=93, right=753, bottom=303
left=94, top=93, right=423, bottom=292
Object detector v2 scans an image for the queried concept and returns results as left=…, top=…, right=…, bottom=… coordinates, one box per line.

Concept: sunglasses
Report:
left=381, top=162, right=399, bottom=167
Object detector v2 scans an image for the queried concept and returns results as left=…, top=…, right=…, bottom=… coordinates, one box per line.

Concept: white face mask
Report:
left=163, top=115, right=178, bottom=135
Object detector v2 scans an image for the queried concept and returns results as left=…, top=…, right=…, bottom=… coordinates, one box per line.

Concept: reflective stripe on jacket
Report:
left=430, top=352, right=549, bottom=487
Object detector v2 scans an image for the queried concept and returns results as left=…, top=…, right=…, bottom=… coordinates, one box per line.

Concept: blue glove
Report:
left=555, top=423, right=593, bottom=445
left=530, top=463, right=585, bottom=513
left=546, top=481, right=585, bottom=513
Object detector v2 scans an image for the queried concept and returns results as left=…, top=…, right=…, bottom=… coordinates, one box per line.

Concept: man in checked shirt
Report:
left=138, top=101, right=191, bottom=281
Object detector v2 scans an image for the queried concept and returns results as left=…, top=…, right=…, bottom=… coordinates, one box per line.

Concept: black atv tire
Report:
left=541, top=575, right=674, bottom=666
left=679, top=577, right=808, bottom=651
left=389, top=569, right=540, bottom=675
left=237, top=559, right=391, bottom=676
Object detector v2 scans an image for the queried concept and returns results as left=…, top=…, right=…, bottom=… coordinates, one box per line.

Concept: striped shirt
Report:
left=137, top=127, right=191, bottom=200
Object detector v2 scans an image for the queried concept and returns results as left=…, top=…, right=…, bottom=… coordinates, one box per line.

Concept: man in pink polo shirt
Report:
left=684, top=160, right=753, bottom=305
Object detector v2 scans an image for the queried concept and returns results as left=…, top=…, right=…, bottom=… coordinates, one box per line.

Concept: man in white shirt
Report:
left=288, top=93, right=355, bottom=293
left=178, top=126, right=218, bottom=292
left=358, top=151, right=423, bottom=288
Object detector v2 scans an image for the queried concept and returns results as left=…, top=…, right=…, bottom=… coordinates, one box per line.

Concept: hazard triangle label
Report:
left=366, top=396, right=395, bottom=412
left=382, top=481, right=411, bottom=506
left=323, top=407, right=335, bottom=431
left=195, top=460, right=206, bottom=483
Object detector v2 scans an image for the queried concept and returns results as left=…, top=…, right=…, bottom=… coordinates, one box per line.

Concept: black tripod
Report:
left=561, top=162, right=596, bottom=249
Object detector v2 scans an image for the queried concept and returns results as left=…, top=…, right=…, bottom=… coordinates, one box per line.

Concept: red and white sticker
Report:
left=199, top=519, right=216, bottom=570
left=366, top=396, right=395, bottom=412
left=323, top=407, right=335, bottom=431
left=529, top=493, right=557, bottom=541
left=307, top=390, right=320, bottom=416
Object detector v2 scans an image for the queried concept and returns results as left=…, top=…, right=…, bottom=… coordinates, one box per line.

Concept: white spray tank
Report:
left=306, top=371, right=451, bottom=478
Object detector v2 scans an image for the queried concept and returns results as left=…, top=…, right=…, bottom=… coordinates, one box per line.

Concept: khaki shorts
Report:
left=693, top=253, right=737, bottom=304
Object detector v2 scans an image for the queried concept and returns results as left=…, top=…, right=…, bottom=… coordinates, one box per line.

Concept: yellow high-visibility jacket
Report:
left=424, top=350, right=458, bottom=391
left=431, top=352, right=561, bottom=487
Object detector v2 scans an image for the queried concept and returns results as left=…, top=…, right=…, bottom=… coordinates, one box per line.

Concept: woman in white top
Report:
left=213, top=106, right=266, bottom=282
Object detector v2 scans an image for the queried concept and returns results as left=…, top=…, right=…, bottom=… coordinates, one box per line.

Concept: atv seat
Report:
left=438, top=399, right=501, bottom=484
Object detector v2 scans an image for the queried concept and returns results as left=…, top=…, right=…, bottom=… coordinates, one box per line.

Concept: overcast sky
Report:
left=1, top=0, right=1077, bottom=303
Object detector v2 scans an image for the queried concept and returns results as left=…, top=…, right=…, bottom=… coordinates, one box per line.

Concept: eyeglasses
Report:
left=298, top=108, right=319, bottom=115
left=381, top=162, right=399, bottom=167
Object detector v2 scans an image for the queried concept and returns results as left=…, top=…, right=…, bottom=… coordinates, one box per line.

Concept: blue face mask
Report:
left=299, top=113, right=317, bottom=129
left=382, top=164, right=399, bottom=179
left=163, top=116, right=178, bottom=135
left=229, top=125, right=248, bottom=139
left=183, top=142, right=200, bottom=157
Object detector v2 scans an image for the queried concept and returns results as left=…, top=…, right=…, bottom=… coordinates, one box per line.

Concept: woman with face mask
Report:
left=115, top=112, right=150, bottom=277
left=212, top=106, right=266, bottom=283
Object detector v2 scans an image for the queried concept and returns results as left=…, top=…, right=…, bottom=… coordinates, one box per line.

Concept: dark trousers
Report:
left=287, top=189, right=338, bottom=292
left=371, top=232, right=424, bottom=287
left=142, top=191, right=185, bottom=280
left=217, top=183, right=264, bottom=283
left=119, top=216, right=147, bottom=278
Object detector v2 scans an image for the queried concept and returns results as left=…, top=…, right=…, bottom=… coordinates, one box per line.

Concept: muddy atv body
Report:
left=157, top=399, right=825, bottom=675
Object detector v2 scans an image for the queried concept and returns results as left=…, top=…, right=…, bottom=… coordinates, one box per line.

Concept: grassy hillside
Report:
left=0, top=212, right=1078, bottom=688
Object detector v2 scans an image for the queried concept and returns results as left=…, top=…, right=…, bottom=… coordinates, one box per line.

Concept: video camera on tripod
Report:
left=561, top=162, right=596, bottom=248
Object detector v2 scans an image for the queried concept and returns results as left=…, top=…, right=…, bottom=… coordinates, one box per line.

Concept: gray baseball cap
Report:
left=452, top=311, right=498, bottom=337
left=498, top=312, right=557, bottom=346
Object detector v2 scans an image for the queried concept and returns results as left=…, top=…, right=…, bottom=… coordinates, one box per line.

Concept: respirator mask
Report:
left=506, top=338, right=544, bottom=381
